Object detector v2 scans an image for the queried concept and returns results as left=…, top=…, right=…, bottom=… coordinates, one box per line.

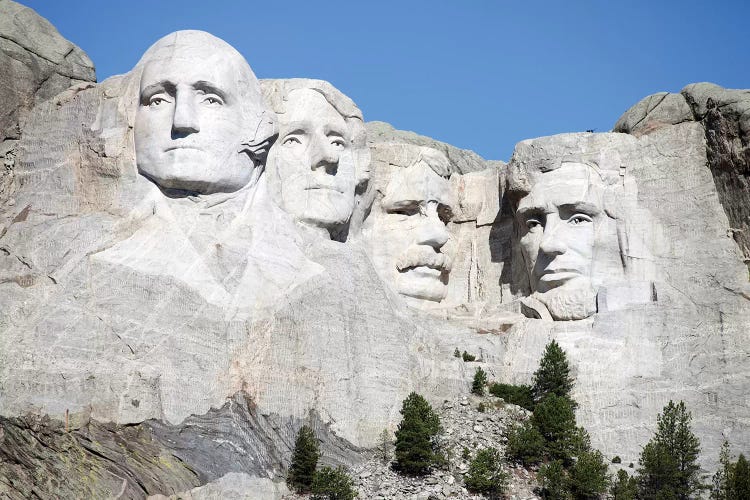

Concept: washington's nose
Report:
left=172, top=95, right=199, bottom=136
left=416, top=204, right=449, bottom=250
left=539, top=218, right=567, bottom=256
left=310, top=137, right=340, bottom=175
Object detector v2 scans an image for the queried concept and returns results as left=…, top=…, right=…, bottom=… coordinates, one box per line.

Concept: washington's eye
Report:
left=148, top=95, right=170, bottom=107
left=568, top=214, right=592, bottom=225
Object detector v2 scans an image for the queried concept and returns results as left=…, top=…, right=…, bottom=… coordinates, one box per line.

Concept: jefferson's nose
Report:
left=310, top=137, right=340, bottom=174
left=172, top=94, right=199, bottom=136
left=539, top=217, right=567, bottom=256
left=416, top=203, right=449, bottom=250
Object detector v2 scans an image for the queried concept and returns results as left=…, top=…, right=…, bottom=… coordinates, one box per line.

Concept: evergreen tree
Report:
left=311, top=466, right=358, bottom=500
left=532, top=340, right=575, bottom=405
left=611, top=469, right=638, bottom=500
left=637, top=400, right=703, bottom=500
left=378, top=428, right=392, bottom=465
left=287, top=425, right=320, bottom=493
left=505, top=420, right=545, bottom=466
left=464, top=447, right=508, bottom=499
left=732, top=454, right=750, bottom=500
left=569, top=449, right=610, bottom=499
left=539, top=459, right=571, bottom=499
left=532, top=393, right=579, bottom=463
left=472, top=366, right=488, bottom=395
left=394, top=392, right=441, bottom=475
left=711, top=440, right=733, bottom=500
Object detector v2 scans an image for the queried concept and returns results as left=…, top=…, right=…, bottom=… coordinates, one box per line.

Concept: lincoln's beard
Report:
left=533, top=278, right=597, bottom=321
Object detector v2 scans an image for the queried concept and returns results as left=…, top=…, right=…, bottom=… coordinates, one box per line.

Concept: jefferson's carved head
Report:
left=134, top=31, right=275, bottom=195
left=363, top=144, right=455, bottom=306
left=261, top=79, right=369, bottom=238
left=507, top=134, right=634, bottom=320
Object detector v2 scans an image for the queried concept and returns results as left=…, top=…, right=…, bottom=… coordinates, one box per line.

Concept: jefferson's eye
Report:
left=283, top=136, right=302, bottom=146
left=201, top=95, right=224, bottom=106
left=568, top=214, right=593, bottom=225
left=330, top=137, right=346, bottom=149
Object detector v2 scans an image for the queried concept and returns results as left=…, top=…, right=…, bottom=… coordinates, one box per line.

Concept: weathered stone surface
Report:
left=0, top=11, right=748, bottom=498
left=0, top=0, right=95, bottom=202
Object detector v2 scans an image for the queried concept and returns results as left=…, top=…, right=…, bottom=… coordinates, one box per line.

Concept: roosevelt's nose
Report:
left=538, top=216, right=567, bottom=256
left=310, top=136, right=340, bottom=175
left=416, top=202, right=449, bottom=250
left=171, top=93, right=200, bottom=136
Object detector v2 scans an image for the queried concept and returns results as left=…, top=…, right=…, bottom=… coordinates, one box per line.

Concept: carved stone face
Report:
left=516, top=162, right=605, bottom=300
left=134, top=37, right=253, bottom=194
left=368, top=160, right=453, bottom=303
left=270, top=88, right=356, bottom=230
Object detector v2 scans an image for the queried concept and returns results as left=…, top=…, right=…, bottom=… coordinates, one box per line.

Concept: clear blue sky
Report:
left=22, top=0, right=750, bottom=161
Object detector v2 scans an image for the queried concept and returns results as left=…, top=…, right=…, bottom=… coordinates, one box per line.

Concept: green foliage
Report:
left=472, top=367, right=488, bottom=395
left=612, top=456, right=622, bottom=464
left=462, top=351, right=476, bottom=362
left=505, top=420, right=545, bottom=466
left=712, top=441, right=750, bottom=500
left=462, top=446, right=471, bottom=461
left=454, top=348, right=461, bottom=358
left=488, top=382, right=535, bottom=411
left=311, top=466, right=357, bottom=500
left=531, top=393, right=579, bottom=463
left=287, top=425, right=320, bottom=493
left=532, top=340, right=575, bottom=406
left=394, top=392, right=442, bottom=475
left=637, top=400, right=703, bottom=500
left=611, top=470, right=638, bottom=500
left=477, top=402, right=487, bottom=413
left=464, top=447, right=508, bottom=499
left=569, top=449, right=610, bottom=499
left=378, top=428, right=392, bottom=465
left=539, top=460, right=571, bottom=499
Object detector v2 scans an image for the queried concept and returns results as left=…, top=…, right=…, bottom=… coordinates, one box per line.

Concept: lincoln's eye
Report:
left=526, top=219, right=542, bottom=230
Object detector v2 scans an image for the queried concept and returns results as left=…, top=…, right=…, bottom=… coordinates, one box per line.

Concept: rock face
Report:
left=0, top=3, right=748, bottom=497
left=0, top=0, right=95, bottom=200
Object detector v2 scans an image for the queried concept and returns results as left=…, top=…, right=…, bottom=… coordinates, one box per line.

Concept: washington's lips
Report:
left=396, top=246, right=452, bottom=274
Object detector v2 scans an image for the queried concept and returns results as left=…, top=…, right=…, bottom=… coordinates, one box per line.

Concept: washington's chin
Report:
left=396, top=268, right=448, bottom=303
left=137, top=154, right=251, bottom=194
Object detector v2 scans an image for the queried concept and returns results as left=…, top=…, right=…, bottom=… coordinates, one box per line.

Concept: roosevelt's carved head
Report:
left=261, top=79, right=369, bottom=239
left=507, top=134, right=634, bottom=320
left=134, top=31, right=275, bottom=195
left=363, top=144, right=455, bottom=306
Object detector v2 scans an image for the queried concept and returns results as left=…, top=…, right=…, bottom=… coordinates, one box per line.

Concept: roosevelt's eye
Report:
left=568, top=214, right=593, bottom=225
left=390, top=206, right=420, bottom=217
left=526, top=218, right=543, bottom=231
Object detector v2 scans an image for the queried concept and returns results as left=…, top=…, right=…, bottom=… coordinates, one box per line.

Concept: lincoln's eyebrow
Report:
left=558, top=201, right=602, bottom=215
left=193, top=81, right=227, bottom=101
left=516, top=205, right=545, bottom=218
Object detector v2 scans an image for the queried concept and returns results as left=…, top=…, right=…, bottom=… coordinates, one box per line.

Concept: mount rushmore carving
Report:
left=1, top=11, right=749, bottom=497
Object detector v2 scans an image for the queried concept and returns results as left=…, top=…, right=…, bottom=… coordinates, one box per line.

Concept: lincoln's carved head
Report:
left=261, top=79, right=369, bottom=238
left=134, top=31, right=275, bottom=195
left=508, top=134, right=636, bottom=320
left=363, top=144, right=455, bottom=306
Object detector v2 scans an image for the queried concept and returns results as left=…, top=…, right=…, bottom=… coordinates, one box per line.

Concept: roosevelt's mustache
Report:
left=396, top=246, right=452, bottom=273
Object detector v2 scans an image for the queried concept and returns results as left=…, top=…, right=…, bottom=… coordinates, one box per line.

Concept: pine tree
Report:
left=711, top=440, right=733, bottom=500
left=464, top=447, right=508, bottom=499
left=378, top=428, right=392, bottom=464
left=311, top=466, right=358, bottom=500
left=569, top=449, right=610, bottom=499
left=637, top=400, right=703, bottom=500
left=732, top=454, right=750, bottom=500
left=287, top=425, right=320, bottom=493
left=394, top=392, right=441, bottom=475
left=539, top=459, right=571, bottom=499
left=531, top=393, right=579, bottom=463
left=611, top=469, right=638, bottom=500
left=532, top=340, right=575, bottom=406
left=472, top=366, right=488, bottom=395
